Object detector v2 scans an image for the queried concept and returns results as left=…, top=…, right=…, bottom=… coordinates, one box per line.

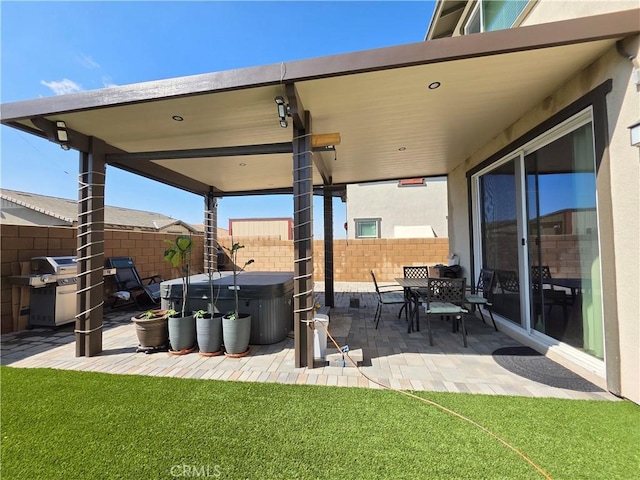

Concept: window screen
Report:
left=482, top=0, right=528, bottom=32
left=355, top=219, right=379, bottom=238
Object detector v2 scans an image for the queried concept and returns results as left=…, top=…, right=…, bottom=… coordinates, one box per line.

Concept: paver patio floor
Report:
left=1, top=282, right=615, bottom=401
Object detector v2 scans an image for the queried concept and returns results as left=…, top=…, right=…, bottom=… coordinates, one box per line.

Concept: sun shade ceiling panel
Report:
left=151, top=153, right=326, bottom=192
left=295, top=40, right=615, bottom=186
left=44, top=86, right=292, bottom=152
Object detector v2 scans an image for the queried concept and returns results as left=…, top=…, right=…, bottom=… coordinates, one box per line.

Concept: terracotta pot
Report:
left=131, top=310, right=169, bottom=348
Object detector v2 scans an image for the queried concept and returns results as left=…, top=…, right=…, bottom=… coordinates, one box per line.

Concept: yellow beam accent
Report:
left=311, top=133, right=341, bottom=148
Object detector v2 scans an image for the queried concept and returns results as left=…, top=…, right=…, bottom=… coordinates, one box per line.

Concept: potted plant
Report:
left=164, top=235, right=196, bottom=354
left=131, top=309, right=169, bottom=353
left=194, top=240, right=225, bottom=356
left=221, top=241, right=254, bottom=356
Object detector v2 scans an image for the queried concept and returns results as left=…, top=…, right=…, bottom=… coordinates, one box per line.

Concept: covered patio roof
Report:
left=2, top=9, right=638, bottom=364
left=2, top=9, right=637, bottom=196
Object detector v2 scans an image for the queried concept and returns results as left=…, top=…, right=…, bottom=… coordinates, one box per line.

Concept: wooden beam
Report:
left=311, top=133, right=341, bottom=148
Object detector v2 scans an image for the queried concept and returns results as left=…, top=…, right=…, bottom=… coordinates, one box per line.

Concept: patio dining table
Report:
left=394, top=277, right=428, bottom=333
left=543, top=277, right=581, bottom=292
left=542, top=277, right=582, bottom=303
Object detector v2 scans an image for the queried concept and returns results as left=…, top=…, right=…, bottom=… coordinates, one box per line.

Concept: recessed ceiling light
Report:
left=398, top=147, right=407, bottom=151
left=172, top=115, right=184, bottom=121
left=239, top=163, right=247, bottom=167
left=428, top=82, right=441, bottom=90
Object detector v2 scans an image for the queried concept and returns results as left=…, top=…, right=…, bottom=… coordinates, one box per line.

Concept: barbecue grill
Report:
left=30, top=256, right=78, bottom=327
left=10, top=256, right=78, bottom=327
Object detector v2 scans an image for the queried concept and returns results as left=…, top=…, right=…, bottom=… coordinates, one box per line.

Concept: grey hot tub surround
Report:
left=160, top=271, right=294, bottom=345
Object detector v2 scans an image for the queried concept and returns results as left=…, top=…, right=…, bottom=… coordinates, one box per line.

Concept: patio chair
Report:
left=496, top=269, right=519, bottom=294
left=421, top=277, right=468, bottom=347
left=465, top=269, right=498, bottom=331
left=370, top=270, right=406, bottom=329
left=106, top=257, right=163, bottom=308
left=530, top=265, right=568, bottom=320
left=398, top=265, right=429, bottom=319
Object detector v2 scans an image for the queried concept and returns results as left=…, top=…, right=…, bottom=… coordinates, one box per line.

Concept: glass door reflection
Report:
left=524, top=123, right=604, bottom=358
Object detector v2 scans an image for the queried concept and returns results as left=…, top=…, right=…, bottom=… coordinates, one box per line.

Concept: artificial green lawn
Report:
left=1, top=367, right=638, bottom=479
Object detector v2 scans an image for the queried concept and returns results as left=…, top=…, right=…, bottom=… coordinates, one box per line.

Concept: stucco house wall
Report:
left=347, top=178, right=448, bottom=239
left=447, top=29, right=639, bottom=403
left=521, top=0, right=640, bottom=25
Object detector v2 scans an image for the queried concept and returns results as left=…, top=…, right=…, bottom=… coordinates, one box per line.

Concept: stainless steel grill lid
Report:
left=30, top=256, right=77, bottom=277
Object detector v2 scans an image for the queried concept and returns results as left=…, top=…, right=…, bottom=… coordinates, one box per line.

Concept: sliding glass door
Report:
left=475, top=111, right=604, bottom=359
left=478, top=159, right=522, bottom=325
left=524, top=123, right=603, bottom=358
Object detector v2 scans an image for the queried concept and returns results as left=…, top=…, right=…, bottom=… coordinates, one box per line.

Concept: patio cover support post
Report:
left=75, top=137, right=106, bottom=357
left=293, top=110, right=315, bottom=368
left=323, top=186, right=335, bottom=307
left=204, top=191, right=219, bottom=273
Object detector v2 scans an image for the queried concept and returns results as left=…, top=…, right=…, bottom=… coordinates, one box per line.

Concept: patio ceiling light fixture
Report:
left=274, top=96, right=289, bottom=128
left=428, top=81, right=441, bottom=90
left=172, top=115, right=184, bottom=122
left=55, top=121, right=70, bottom=150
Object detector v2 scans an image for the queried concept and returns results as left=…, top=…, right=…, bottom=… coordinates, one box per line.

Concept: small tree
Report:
left=222, top=240, right=254, bottom=320
left=163, top=235, right=194, bottom=317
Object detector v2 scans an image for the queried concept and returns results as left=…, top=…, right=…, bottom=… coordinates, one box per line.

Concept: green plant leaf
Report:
left=176, top=236, right=193, bottom=252
left=163, top=249, right=179, bottom=267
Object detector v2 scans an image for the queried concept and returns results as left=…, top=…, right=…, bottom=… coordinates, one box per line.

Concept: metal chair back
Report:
left=370, top=270, right=382, bottom=295
left=403, top=266, right=429, bottom=279
left=476, top=268, right=495, bottom=298
left=426, top=277, right=466, bottom=305
left=496, top=269, right=519, bottom=293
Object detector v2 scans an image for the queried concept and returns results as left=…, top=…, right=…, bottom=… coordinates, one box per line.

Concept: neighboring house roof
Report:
left=0, top=189, right=199, bottom=232
left=191, top=224, right=229, bottom=236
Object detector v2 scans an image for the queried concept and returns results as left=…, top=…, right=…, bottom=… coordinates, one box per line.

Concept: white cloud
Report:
left=40, top=79, right=83, bottom=95
left=102, top=76, right=118, bottom=88
left=78, top=54, right=100, bottom=69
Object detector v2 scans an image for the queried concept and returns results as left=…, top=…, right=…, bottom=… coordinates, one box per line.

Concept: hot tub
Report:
left=160, top=271, right=294, bottom=345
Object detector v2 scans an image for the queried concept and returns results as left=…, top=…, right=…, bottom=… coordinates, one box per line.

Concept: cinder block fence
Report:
left=1, top=225, right=450, bottom=333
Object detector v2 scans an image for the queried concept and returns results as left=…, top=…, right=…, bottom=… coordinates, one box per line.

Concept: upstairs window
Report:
left=464, top=0, right=529, bottom=34
left=483, top=0, right=528, bottom=31
left=355, top=218, right=380, bottom=239
left=464, top=3, right=481, bottom=34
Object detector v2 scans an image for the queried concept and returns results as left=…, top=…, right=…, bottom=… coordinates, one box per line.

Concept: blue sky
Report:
left=1, top=1, right=435, bottom=237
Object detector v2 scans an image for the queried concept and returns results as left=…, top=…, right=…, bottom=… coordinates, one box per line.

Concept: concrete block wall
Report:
left=1, top=227, right=446, bottom=333
left=218, top=235, right=450, bottom=282
left=330, top=238, right=450, bottom=282
left=1, top=225, right=204, bottom=333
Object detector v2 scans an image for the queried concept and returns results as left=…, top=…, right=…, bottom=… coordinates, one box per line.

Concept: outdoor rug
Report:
left=492, top=346, right=604, bottom=392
